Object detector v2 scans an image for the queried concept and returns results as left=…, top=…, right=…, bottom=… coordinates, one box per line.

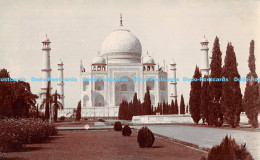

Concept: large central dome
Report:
left=101, top=24, right=142, bottom=63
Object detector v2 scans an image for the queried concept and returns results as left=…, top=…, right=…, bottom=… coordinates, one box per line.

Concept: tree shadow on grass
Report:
left=24, top=146, right=49, bottom=152
left=152, top=146, right=164, bottom=148
left=42, top=135, right=64, bottom=144
left=0, top=157, right=26, bottom=160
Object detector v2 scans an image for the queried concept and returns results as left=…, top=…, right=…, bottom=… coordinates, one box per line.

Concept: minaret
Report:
left=200, top=36, right=210, bottom=77
left=41, top=35, right=52, bottom=94
left=57, top=59, right=65, bottom=108
left=169, top=59, right=177, bottom=105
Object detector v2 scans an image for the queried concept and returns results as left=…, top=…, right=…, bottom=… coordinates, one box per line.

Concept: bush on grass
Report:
left=59, top=116, right=65, bottom=121
left=98, top=119, right=105, bottom=122
left=137, top=126, right=155, bottom=148
left=122, top=125, right=132, bottom=136
left=114, top=121, right=122, bottom=131
left=204, top=135, right=253, bottom=160
left=0, top=118, right=57, bottom=152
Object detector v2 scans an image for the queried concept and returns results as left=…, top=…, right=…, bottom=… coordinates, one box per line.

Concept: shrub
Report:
left=0, top=118, right=58, bottom=152
left=137, top=126, right=155, bottom=148
left=114, top=121, right=122, bottom=131
left=122, top=125, right=132, bottom=136
left=98, top=119, right=105, bottom=122
left=206, top=135, right=253, bottom=160
left=59, top=116, right=65, bottom=121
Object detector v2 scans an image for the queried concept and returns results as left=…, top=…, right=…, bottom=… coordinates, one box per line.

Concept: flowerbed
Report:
left=0, top=118, right=57, bottom=152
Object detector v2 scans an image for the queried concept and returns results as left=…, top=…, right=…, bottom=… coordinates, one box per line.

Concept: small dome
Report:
left=170, top=58, right=176, bottom=65
left=143, top=54, right=155, bottom=64
left=201, top=36, right=208, bottom=43
left=92, top=55, right=106, bottom=64
left=58, top=59, right=63, bottom=65
left=42, top=35, right=50, bottom=43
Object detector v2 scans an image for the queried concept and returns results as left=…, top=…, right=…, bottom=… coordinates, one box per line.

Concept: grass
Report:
left=3, top=130, right=206, bottom=160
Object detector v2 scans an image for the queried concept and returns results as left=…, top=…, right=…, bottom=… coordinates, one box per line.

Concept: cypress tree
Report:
left=170, top=100, right=174, bottom=114
left=201, top=77, right=210, bottom=124
left=189, top=66, right=201, bottom=123
left=209, top=36, right=223, bottom=127
left=174, top=99, right=179, bottom=114
left=243, top=40, right=259, bottom=128
left=137, top=99, right=142, bottom=115
left=128, top=101, right=133, bottom=120
left=133, top=92, right=138, bottom=116
left=76, top=100, right=81, bottom=121
left=180, top=94, right=185, bottom=114
left=222, top=42, right=242, bottom=128
left=119, top=100, right=128, bottom=120
left=143, top=87, right=152, bottom=115
left=118, top=100, right=124, bottom=119
left=163, top=101, right=166, bottom=114
left=186, top=104, right=189, bottom=114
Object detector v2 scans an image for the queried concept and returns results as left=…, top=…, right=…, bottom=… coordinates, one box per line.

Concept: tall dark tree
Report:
left=222, top=42, right=242, bottom=128
left=174, top=98, right=179, bottom=114
left=0, top=69, right=38, bottom=118
left=180, top=95, right=185, bottom=114
left=243, top=40, right=259, bottom=128
left=186, top=104, right=189, bottom=114
left=133, top=93, right=138, bottom=116
left=209, top=36, right=223, bottom=127
left=128, top=101, right=134, bottom=120
left=118, top=100, right=127, bottom=120
left=76, top=100, right=81, bottom=121
left=189, top=66, right=201, bottom=124
left=170, top=100, right=174, bottom=114
left=162, top=101, right=166, bottom=114
left=143, top=87, right=152, bottom=115
left=201, top=77, right=210, bottom=124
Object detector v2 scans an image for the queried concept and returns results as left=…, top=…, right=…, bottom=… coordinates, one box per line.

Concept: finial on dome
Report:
left=120, top=13, right=123, bottom=26
left=147, top=51, right=148, bottom=55
left=98, top=50, right=100, bottom=55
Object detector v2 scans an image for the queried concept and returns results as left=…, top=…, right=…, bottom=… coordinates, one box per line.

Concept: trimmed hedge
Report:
left=137, top=126, right=154, bottom=148
left=114, top=121, right=122, bottom=131
left=204, top=135, right=253, bottom=160
left=59, top=116, right=65, bottom=121
left=122, top=125, right=132, bottom=136
left=0, top=118, right=57, bottom=152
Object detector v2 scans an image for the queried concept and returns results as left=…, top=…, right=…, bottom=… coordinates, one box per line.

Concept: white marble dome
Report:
left=143, top=55, right=155, bottom=64
left=101, top=26, right=142, bottom=63
left=92, top=55, right=106, bottom=64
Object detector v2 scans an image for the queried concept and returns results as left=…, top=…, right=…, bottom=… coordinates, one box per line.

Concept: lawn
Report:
left=2, top=130, right=206, bottom=160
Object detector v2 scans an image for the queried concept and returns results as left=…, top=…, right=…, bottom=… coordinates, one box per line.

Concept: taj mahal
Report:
left=41, top=15, right=210, bottom=118
left=78, top=15, right=179, bottom=117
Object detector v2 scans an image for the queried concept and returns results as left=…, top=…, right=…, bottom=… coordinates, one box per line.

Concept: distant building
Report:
left=79, top=15, right=178, bottom=117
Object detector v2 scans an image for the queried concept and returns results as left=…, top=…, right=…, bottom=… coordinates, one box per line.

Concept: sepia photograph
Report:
left=0, top=0, right=259, bottom=159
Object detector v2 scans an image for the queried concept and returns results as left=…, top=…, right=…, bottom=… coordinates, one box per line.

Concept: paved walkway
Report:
left=133, top=125, right=260, bottom=160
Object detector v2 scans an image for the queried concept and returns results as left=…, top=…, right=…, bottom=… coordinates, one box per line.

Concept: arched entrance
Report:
left=115, top=76, right=135, bottom=106
left=83, top=95, right=89, bottom=107
left=95, top=94, right=104, bottom=107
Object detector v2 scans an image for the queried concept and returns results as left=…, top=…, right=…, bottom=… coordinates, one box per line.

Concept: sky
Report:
left=0, top=0, right=259, bottom=108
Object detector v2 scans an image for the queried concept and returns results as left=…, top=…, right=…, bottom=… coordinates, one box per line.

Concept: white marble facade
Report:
left=79, top=16, right=174, bottom=117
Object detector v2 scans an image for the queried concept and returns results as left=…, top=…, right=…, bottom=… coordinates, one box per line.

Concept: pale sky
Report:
left=0, top=0, right=259, bottom=108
